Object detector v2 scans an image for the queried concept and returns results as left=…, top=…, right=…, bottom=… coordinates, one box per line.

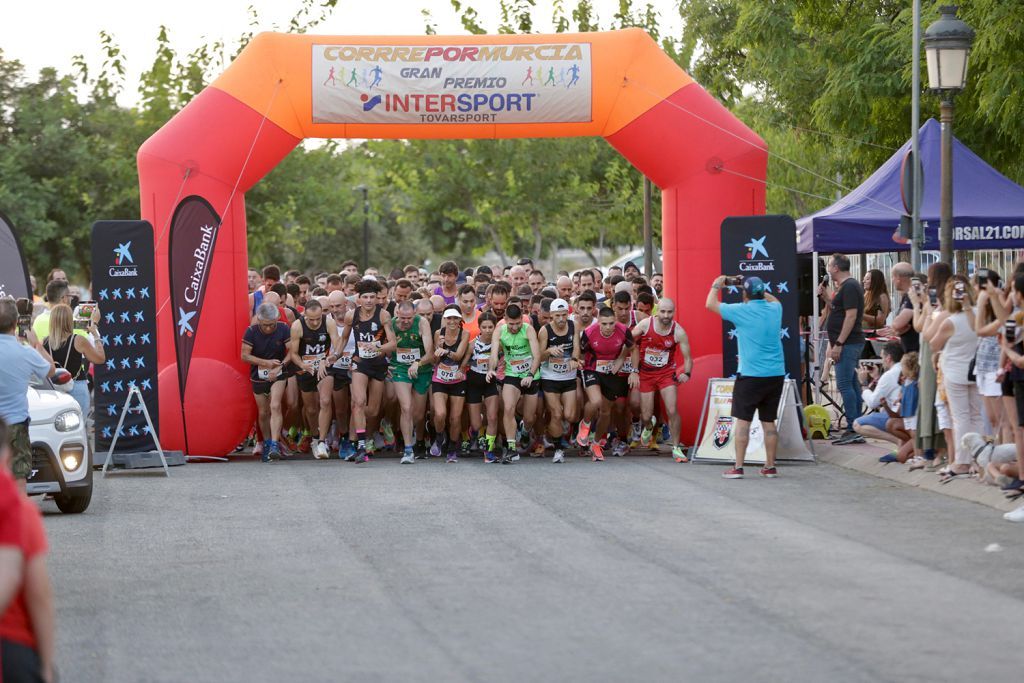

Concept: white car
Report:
left=25, top=376, right=93, bottom=513
left=603, top=247, right=662, bottom=275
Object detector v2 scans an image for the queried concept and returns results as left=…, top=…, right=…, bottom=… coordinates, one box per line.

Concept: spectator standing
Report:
left=0, top=418, right=56, bottom=683
left=825, top=254, right=866, bottom=443
left=930, top=274, right=981, bottom=480
left=0, top=299, right=56, bottom=488
left=910, top=261, right=952, bottom=465
left=43, top=304, right=105, bottom=418
left=861, top=269, right=891, bottom=333
left=706, top=275, right=783, bottom=479
left=973, top=272, right=1010, bottom=442
left=887, top=263, right=920, bottom=352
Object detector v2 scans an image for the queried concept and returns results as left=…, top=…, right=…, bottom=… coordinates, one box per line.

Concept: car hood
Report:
left=28, top=387, right=80, bottom=423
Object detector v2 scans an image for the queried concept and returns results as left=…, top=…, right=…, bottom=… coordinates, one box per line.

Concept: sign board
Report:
left=91, top=221, right=160, bottom=454
left=0, top=211, right=32, bottom=301
left=311, top=42, right=593, bottom=125
left=720, top=215, right=801, bottom=384
left=691, top=378, right=814, bottom=464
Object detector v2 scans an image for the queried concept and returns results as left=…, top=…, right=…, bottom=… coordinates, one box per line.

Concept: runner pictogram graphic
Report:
left=324, top=67, right=336, bottom=87
left=544, top=67, right=556, bottom=86
left=346, top=68, right=358, bottom=87
left=369, top=64, right=383, bottom=89
left=567, top=64, right=580, bottom=88
left=522, top=66, right=534, bottom=86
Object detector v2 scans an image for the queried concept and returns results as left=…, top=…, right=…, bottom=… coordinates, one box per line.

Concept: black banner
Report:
left=720, top=215, right=802, bottom=384
left=91, top=221, right=159, bottom=453
left=168, top=196, right=221, bottom=403
left=0, top=211, right=32, bottom=300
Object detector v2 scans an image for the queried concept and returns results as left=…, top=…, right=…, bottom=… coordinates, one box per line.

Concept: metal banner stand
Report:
left=102, top=385, right=169, bottom=477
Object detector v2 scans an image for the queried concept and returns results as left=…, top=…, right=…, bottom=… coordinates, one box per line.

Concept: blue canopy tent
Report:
left=797, top=118, right=1024, bottom=254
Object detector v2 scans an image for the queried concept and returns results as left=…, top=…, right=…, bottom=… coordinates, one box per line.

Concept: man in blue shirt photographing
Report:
left=706, top=275, right=785, bottom=479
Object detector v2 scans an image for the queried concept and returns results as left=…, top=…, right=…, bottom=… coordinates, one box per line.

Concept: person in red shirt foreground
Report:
left=0, top=417, right=56, bottom=683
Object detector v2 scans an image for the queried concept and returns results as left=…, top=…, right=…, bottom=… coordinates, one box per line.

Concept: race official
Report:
left=706, top=276, right=783, bottom=479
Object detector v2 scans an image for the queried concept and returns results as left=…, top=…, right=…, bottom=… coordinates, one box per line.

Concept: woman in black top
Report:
left=43, top=304, right=106, bottom=417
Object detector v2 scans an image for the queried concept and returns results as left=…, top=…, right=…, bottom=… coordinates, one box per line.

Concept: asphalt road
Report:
left=41, top=455, right=1024, bottom=682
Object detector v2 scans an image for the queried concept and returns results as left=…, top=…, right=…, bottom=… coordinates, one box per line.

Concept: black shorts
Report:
left=329, top=366, right=351, bottom=391
left=297, top=372, right=329, bottom=393
left=541, top=378, right=577, bottom=394
left=731, top=375, right=785, bottom=422
left=2, top=639, right=42, bottom=683
left=353, top=358, right=388, bottom=382
left=466, top=371, right=498, bottom=403
left=582, top=370, right=629, bottom=401
left=1002, top=377, right=1015, bottom=397
left=432, top=380, right=467, bottom=398
left=1013, top=381, right=1024, bottom=427
left=502, top=375, right=539, bottom=396
left=251, top=377, right=284, bottom=395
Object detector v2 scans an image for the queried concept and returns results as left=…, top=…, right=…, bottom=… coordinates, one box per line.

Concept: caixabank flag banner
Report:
left=311, top=42, right=593, bottom=125
left=720, top=215, right=801, bottom=384
left=91, top=221, right=159, bottom=453
left=168, top=196, right=221, bottom=451
left=0, top=211, right=32, bottom=300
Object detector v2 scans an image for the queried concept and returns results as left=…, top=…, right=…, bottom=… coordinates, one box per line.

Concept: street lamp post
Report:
left=924, top=5, right=975, bottom=268
left=354, top=184, right=369, bottom=270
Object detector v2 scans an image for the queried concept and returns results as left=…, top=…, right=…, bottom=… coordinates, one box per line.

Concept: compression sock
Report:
left=486, top=434, right=496, bottom=450
left=356, top=429, right=366, bottom=450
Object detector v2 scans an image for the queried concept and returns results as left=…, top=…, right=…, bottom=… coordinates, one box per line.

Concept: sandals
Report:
left=939, top=469, right=974, bottom=484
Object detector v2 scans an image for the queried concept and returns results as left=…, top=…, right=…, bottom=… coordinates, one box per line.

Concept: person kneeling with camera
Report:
left=706, top=276, right=784, bottom=479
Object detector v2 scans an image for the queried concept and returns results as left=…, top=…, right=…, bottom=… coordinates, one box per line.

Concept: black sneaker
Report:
left=500, top=447, right=514, bottom=465
left=832, top=431, right=863, bottom=445
left=1001, top=478, right=1024, bottom=491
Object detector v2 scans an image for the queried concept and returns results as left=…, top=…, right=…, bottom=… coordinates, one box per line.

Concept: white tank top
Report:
left=939, top=311, right=978, bottom=385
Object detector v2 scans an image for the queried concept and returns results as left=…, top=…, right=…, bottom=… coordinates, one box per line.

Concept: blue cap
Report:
left=743, top=276, right=766, bottom=298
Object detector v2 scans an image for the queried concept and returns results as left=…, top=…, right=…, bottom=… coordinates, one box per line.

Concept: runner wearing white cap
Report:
left=538, top=299, right=581, bottom=462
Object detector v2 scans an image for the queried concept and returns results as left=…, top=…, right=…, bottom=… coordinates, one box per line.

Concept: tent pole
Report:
left=911, top=0, right=922, bottom=271
left=811, top=253, right=820, bottom=405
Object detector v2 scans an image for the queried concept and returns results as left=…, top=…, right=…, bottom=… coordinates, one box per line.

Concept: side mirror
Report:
left=52, top=369, right=74, bottom=393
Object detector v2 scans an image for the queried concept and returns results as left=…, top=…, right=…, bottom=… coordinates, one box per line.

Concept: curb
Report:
left=815, top=440, right=1019, bottom=512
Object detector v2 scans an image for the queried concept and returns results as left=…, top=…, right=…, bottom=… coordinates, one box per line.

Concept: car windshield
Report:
left=29, top=374, right=55, bottom=391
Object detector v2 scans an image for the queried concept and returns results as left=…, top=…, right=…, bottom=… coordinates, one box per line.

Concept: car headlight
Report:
left=55, top=410, right=82, bottom=432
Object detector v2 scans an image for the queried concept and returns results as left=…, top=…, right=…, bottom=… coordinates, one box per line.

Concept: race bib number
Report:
left=510, top=357, right=532, bottom=375
left=644, top=348, right=670, bottom=368
left=302, top=354, right=326, bottom=372
left=595, top=359, right=614, bottom=374
left=620, top=359, right=635, bottom=374
left=396, top=347, right=421, bottom=364
left=549, top=361, right=571, bottom=374
left=333, top=352, right=352, bottom=370
left=256, top=367, right=272, bottom=380
left=357, top=341, right=380, bottom=359
left=435, top=365, right=461, bottom=383
left=473, top=358, right=489, bottom=374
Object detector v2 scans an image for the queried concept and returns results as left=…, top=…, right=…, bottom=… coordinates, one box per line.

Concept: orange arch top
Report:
left=211, top=28, right=692, bottom=142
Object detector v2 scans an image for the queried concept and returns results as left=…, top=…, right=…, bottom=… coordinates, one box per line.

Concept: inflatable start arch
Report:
left=138, top=29, right=766, bottom=456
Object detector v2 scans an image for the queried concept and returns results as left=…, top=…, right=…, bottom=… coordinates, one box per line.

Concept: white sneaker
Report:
left=400, top=452, right=415, bottom=465
left=552, top=449, right=565, bottom=463
left=1003, top=505, right=1024, bottom=522
left=313, top=440, right=329, bottom=460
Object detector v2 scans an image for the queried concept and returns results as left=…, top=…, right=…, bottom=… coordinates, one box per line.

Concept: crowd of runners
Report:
left=242, top=258, right=692, bottom=465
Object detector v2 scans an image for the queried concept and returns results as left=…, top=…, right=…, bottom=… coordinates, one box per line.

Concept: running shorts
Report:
left=581, top=370, right=629, bottom=401
left=353, top=358, right=389, bottom=382
left=432, top=380, right=467, bottom=398
left=639, top=368, right=677, bottom=394
left=540, top=378, right=577, bottom=395
left=502, top=375, right=539, bottom=396
left=466, top=371, right=498, bottom=403
left=328, top=367, right=351, bottom=391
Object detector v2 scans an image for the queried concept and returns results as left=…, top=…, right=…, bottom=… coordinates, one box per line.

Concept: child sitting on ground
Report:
left=898, top=353, right=926, bottom=469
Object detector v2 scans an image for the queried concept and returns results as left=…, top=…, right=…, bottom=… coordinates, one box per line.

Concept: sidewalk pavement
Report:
left=815, top=437, right=1020, bottom=513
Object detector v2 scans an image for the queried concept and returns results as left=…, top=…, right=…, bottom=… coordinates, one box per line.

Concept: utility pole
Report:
left=643, top=177, right=653, bottom=279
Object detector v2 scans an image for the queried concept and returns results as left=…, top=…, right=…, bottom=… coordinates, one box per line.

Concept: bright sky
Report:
left=1, top=0, right=684, bottom=106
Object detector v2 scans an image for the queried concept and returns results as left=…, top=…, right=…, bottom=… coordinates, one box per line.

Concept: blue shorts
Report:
left=854, top=411, right=890, bottom=431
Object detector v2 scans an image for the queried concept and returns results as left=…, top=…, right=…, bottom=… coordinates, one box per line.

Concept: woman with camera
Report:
left=42, top=304, right=105, bottom=417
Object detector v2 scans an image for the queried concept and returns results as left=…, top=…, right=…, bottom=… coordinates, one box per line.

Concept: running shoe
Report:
left=365, top=439, right=376, bottom=456
left=484, top=450, right=499, bottom=464
left=759, top=466, right=778, bottom=478
left=354, top=449, right=370, bottom=464
left=430, top=434, right=444, bottom=457
left=640, top=417, right=656, bottom=446
left=576, top=422, right=591, bottom=448
left=591, top=440, right=605, bottom=461
left=511, top=451, right=521, bottom=462
left=611, top=438, right=628, bottom=457
left=477, top=435, right=488, bottom=452
left=414, top=442, right=428, bottom=459
left=500, top=447, right=514, bottom=464
left=461, top=439, right=472, bottom=456
left=253, top=440, right=264, bottom=459
left=672, top=445, right=688, bottom=463
left=831, top=431, right=863, bottom=445
left=516, top=422, right=530, bottom=448
left=339, top=441, right=355, bottom=461
left=446, top=451, right=458, bottom=464
left=373, top=433, right=386, bottom=452
left=630, top=420, right=642, bottom=444
left=313, top=440, right=330, bottom=460
left=400, top=449, right=415, bottom=465
left=531, top=439, right=546, bottom=457
left=722, top=466, right=744, bottom=479
left=552, top=448, right=565, bottom=463
left=259, top=440, right=270, bottom=463
left=297, top=434, right=312, bottom=454
left=661, top=423, right=671, bottom=443
left=381, top=420, right=395, bottom=448
left=267, top=440, right=282, bottom=461
left=281, top=432, right=298, bottom=453
left=1003, top=505, right=1024, bottom=522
